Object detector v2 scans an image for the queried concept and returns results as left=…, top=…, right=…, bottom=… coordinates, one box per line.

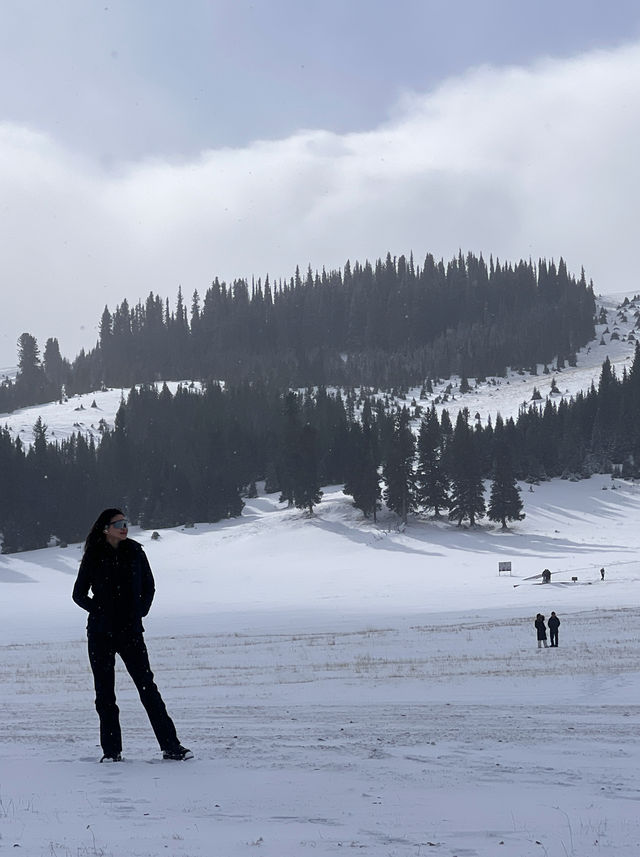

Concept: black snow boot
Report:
left=162, top=745, right=193, bottom=761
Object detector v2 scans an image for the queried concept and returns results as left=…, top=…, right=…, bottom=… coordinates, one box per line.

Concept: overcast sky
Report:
left=1, top=0, right=640, bottom=368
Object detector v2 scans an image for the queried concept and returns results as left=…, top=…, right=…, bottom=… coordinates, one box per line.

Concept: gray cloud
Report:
left=1, top=41, right=639, bottom=367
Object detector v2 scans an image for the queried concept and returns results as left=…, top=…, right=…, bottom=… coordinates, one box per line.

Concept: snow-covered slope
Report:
left=2, top=296, right=640, bottom=857
left=2, top=295, right=638, bottom=446
left=3, top=474, right=640, bottom=856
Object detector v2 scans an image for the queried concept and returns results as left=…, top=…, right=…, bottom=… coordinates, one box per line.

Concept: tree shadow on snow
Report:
left=0, top=565, right=38, bottom=583
left=308, top=516, right=445, bottom=557
left=306, top=512, right=633, bottom=564
left=401, top=521, right=633, bottom=562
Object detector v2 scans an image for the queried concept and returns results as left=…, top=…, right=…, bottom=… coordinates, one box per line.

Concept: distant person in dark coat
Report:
left=73, top=508, right=192, bottom=762
left=601, top=567, right=605, bottom=581
left=548, top=611, right=560, bottom=647
left=542, top=568, right=552, bottom=584
left=535, top=613, right=548, bottom=648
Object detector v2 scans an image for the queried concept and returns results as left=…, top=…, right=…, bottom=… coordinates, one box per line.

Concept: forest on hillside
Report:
left=2, top=339, right=640, bottom=554
left=0, top=250, right=595, bottom=412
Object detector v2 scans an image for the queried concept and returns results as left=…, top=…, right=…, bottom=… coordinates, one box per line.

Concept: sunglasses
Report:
left=109, top=520, right=129, bottom=530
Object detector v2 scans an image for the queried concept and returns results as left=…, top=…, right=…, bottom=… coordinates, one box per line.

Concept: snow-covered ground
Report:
left=2, top=479, right=640, bottom=856
left=2, top=296, right=640, bottom=856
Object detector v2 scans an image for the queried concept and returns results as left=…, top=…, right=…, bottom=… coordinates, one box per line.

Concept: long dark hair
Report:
left=84, top=508, right=124, bottom=554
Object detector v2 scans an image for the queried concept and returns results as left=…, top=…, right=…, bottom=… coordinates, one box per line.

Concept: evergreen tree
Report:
left=293, top=422, right=323, bottom=514
left=24, top=417, right=54, bottom=548
left=14, top=332, right=52, bottom=406
left=415, top=406, right=449, bottom=517
left=382, top=408, right=417, bottom=524
left=590, top=357, right=619, bottom=464
left=487, top=439, right=525, bottom=529
left=43, top=338, right=67, bottom=395
left=439, top=408, right=453, bottom=446
left=447, top=408, right=486, bottom=526
left=17, top=332, right=40, bottom=377
left=264, top=460, right=279, bottom=494
left=277, top=392, right=301, bottom=507
left=0, top=431, right=28, bottom=552
left=343, top=422, right=381, bottom=520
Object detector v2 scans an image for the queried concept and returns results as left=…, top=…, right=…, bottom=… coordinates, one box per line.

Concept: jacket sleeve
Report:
left=139, top=548, right=156, bottom=617
left=72, top=554, right=94, bottom=612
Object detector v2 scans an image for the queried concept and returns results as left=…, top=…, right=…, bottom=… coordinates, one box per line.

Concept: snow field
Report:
left=3, top=478, right=640, bottom=855
left=2, top=297, right=640, bottom=855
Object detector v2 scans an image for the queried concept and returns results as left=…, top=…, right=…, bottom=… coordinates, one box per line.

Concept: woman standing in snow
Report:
left=535, top=613, right=548, bottom=648
left=72, top=508, right=192, bottom=762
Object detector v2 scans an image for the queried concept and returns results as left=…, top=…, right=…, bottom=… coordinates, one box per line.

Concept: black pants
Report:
left=88, top=630, right=179, bottom=756
left=550, top=630, right=559, bottom=647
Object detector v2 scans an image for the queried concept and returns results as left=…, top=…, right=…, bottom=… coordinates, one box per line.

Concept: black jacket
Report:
left=547, top=615, right=560, bottom=632
left=72, top=538, right=155, bottom=634
left=535, top=617, right=547, bottom=640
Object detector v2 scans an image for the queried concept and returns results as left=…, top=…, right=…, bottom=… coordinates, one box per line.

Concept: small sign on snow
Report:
left=498, top=561, right=512, bottom=575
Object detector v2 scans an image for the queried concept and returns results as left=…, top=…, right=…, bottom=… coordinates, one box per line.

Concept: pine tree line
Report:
left=2, top=342, right=640, bottom=554
left=344, top=403, right=523, bottom=529
left=0, top=251, right=595, bottom=412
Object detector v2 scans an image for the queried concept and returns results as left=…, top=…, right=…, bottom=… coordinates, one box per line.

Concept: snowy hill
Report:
left=2, top=296, right=640, bottom=856
left=1, top=295, right=638, bottom=447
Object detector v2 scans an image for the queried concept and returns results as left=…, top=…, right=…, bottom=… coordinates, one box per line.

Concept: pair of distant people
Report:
left=535, top=612, right=560, bottom=648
